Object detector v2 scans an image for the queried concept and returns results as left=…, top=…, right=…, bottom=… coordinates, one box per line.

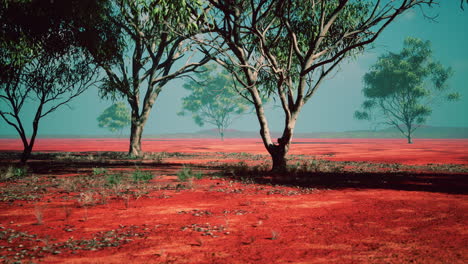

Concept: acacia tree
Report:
left=0, top=45, right=97, bottom=163
left=83, top=0, right=210, bottom=156
left=354, top=37, right=458, bottom=144
left=178, top=64, right=249, bottom=140
left=196, top=0, right=437, bottom=172
left=0, top=1, right=98, bottom=163
left=97, top=102, right=131, bottom=135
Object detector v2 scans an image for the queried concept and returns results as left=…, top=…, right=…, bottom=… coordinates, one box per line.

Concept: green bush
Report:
left=0, top=166, right=28, bottom=180
left=13, top=166, right=28, bottom=177
left=176, top=166, right=203, bottom=182
left=92, top=167, right=108, bottom=176
left=106, top=173, right=122, bottom=186
left=132, top=169, right=154, bottom=183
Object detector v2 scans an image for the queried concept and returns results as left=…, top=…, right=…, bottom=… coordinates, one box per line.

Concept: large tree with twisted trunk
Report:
left=195, top=0, right=438, bottom=173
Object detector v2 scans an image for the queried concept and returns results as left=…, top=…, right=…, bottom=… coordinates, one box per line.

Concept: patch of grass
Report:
left=0, top=165, right=28, bottom=180
left=78, top=190, right=108, bottom=207
left=176, top=166, right=203, bottom=182
left=131, top=169, right=154, bottom=183
left=106, top=173, right=123, bottom=186
left=92, top=167, right=108, bottom=176
left=285, top=159, right=345, bottom=174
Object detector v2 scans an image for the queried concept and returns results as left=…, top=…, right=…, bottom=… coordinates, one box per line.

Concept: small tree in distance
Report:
left=178, top=64, right=249, bottom=140
left=355, top=37, right=460, bottom=144
left=97, top=102, right=131, bottom=136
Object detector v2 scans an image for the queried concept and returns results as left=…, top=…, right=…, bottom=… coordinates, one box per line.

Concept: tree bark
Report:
left=20, top=145, right=32, bottom=164
left=407, top=135, right=413, bottom=144
left=268, top=123, right=295, bottom=173
left=269, top=145, right=288, bottom=173
left=127, top=91, right=156, bottom=157
left=406, top=124, right=413, bottom=144
left=129, top=121, right=143, bottom=156
left=19, top=102, right=42, bottom=164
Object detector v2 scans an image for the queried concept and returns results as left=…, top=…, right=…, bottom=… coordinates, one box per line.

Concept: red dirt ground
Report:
left=0, top=138, right=467, bottom=263
left=1, top=138, right=467, bottom=165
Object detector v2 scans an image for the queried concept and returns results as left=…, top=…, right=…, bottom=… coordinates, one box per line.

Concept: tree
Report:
left=0, top=44, right=97, bottom=164
left=178, top=64, right=249, bottom=140
left=97, top=102, right=131, bottom=135
left=80, top=0, right=210, bottom=156
left=354, top=37, right=459, bottom=144
left=195, top=0, right=437, bottom=172
left=0, top=1, right=98, bottom=163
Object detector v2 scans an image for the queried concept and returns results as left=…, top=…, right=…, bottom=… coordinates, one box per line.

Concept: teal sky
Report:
left=1, top=2, right=467, bottom=136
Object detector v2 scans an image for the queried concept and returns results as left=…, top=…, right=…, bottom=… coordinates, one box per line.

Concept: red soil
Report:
left=1, top=138, right=467, bottom=165
left=0, top=138, right=467, bottom=263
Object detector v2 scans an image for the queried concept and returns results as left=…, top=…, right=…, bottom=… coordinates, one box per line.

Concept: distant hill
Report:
left=1, top=126, right=467, bottom=139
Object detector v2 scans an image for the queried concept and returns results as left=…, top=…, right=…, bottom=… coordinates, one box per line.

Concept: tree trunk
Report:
left=270, top=145, right=287, bottom=173
left=19, top=106, right=41, bottom=164
left=20, top=145, right=33, bottom=164
left=219, top=126, right=224, bottom=141
left=407, top=135, right=413, bottom=144
left=406, top=125, right=413, bottom=144
left=129, top=122, right=143, bottom=156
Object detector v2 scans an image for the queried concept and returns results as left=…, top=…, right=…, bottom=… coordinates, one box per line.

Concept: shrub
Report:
left=132, top=169, right=154, bottom=183
left=106, top=173, right=122, bottom=186
left=177, top=166, right=203, bottom=182
left=0, top=166, right=28, bottom=180
left=92, top=167, right=108, bottom=176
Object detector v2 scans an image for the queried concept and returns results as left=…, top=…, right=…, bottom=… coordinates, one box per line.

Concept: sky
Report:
left=1, top=2, right=467, bottom=137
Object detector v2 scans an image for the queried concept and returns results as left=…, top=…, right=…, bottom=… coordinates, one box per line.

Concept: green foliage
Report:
left=92, top=168, right=108, bottom=176
left=97, top=102, right=131, bottom=133
left=0, top=166, right=28, bottom=180
left=0, top=0, right=99, bottom=162
left=355, top=37, right=459, bottom=142
left=106, top=173, right=122, bottom=186
left=178, top=63, right=249, bottom=140
left=176, top=166, right=203, bottom=182
left=96, top=0, right=205, bottom=100
left=131, top=169, right=154, bottom=183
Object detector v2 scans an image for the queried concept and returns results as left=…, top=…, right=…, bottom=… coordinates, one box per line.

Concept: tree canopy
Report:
left=355, top=37, right=459, bottom=143
left=178, top=64, right=249, bottom=140
left=195, top=0, right=438, bottom=172
left=97, top=102, right=131, bottom=134
left=0, top=0, right=101, bottom=163
left=80, top=0, right=210, bottom=156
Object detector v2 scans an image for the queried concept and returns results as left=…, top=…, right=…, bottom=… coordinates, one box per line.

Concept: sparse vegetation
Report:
left=176, top=166, right=203, bottom=182
left=0, top=165, right=28, bottom=180
left=92, top=167, right=108, bottom=176
left=106, top=173, right=123, bottom=187
left=0, top=147, right=466, bottom=263
left=131, top=169, right=154, bottom=183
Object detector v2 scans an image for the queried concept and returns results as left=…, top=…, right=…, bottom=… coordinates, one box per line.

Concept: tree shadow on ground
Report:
left=0, top=151, right=466, bottom=195
left=222, top=170, right=468, bottom=195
